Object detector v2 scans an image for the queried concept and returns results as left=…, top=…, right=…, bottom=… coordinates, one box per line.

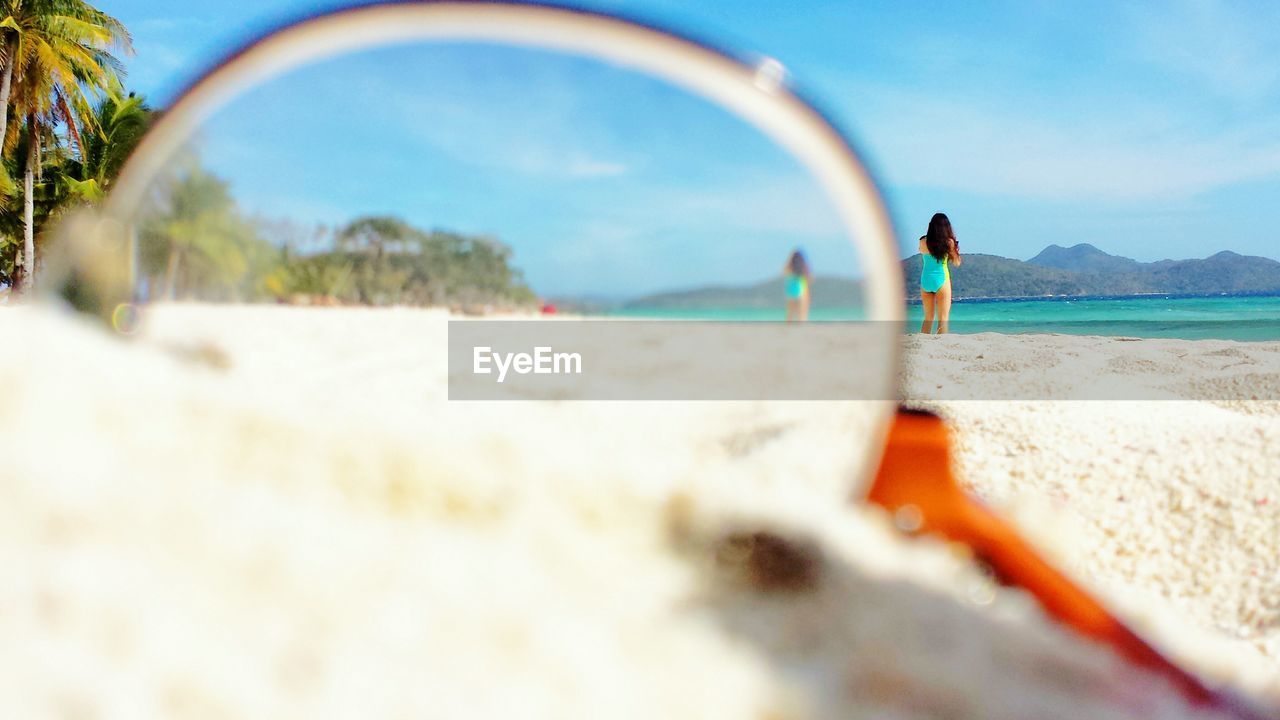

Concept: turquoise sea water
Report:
left=609, top=294, right=1280, bottom=341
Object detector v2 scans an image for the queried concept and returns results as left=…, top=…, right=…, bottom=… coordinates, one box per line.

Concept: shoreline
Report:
left=953, top=290, right=1280, bottom=303
left=906, top=289, right=1280, bottom=304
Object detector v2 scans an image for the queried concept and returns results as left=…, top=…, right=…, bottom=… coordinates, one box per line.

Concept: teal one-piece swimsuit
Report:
left=920, top=253, right=949, bottom=293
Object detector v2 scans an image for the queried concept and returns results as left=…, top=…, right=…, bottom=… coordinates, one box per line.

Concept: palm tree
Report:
left=138, top=164, right=265, bottom=301
left=0, top=0, right=131, bottom=291
left=61, top=80, right=150, bottom=203
left=0, top=1, right=130, bottom=146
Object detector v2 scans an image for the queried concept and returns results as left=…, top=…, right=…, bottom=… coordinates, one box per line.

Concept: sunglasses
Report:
left=23, top=2, right=1276, bottom=717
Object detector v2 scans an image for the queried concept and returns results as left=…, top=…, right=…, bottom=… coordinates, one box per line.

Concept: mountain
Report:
left=619, top=247, right=1280, bottom=309
left=906, top=247, right=1280, bottom=300
left=1142, top=250, right=1280, bottom=294
left=1027, top=243, right=1141, bottom=273
left=901, top=253, right=1147, bottom=298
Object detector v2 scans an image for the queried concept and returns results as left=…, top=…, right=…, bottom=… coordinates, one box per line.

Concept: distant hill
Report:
left=617, top=246, right=1280, bottom=310
left=1140, top=250, right=1280, bottom=294
left=1027, top=243, right=1141, bottom=273
left=901, top=252, right=1160, bottom=298
left=904, top=246, right=1280, bottom=300
left=623, top=275, right=861, bottom=310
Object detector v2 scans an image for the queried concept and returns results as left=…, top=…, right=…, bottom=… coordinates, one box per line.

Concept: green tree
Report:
left=60, top=79, right=150, bottom=203
left=328, top=216, right=536, bottom=307
left=264, top=257, right=354, bottom=301
left=0, top=0, right=131, bottom=291
left=0, top=86, right=136, bottom=287
left=138, top=164, right=270, bottom=301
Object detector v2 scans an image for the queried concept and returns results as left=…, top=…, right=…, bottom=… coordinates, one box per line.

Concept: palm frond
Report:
left=0, top=160, right=17, bottom=198
left=60, top=174, right=102, bottom=201
left=52, top=88, right=81, bottom=155
left=42, top=14, right=113, bottom=47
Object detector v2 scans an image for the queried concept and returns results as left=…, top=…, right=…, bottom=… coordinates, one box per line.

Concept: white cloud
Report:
left=380, top=78, right=635, bottom=182
left=1125, top=0, right=1280, bottom=105
left=496, top=142, right=631, bottom=181
left=643, top=172, right=843, bottom=238
left=796, top=1, right=1280, bottom=205
left=849, top=83, right=1280, bottom=203
left=563, top=158, right=629, bottom=179
left=123, top=16, right=227, bottom=100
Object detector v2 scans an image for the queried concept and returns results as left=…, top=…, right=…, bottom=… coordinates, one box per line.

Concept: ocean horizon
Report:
left=607, top=292, right=1280, bottom=341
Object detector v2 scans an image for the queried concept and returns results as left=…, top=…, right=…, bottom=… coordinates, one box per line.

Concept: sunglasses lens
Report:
left=51, top=29, right=899, bottom=497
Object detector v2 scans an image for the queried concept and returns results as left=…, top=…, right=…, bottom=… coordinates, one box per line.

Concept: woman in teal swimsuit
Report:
left=919, top=213, right=962, bottom=334
left=783, top=249, right=811, bottom=322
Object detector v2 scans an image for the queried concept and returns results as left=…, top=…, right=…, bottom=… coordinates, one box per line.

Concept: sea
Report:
left=607, top=293, right=1280, bottom=341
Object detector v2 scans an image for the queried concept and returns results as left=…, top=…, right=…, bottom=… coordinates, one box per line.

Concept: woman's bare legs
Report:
left=920, top=291, right=936, bottom=333
left=786, top=298, right=798, bottom=322
left=798, top=293, right=810, bottom=322
left=935, top=282, right=953, bottom=334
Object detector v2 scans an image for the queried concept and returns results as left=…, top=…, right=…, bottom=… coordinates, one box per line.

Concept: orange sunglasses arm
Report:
left=866, top=409, right=1273, bottom=719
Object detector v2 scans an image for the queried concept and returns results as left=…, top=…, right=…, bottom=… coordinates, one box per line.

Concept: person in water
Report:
left=783, top=249, right=811, bottom=322
left=919, top=213, right=962, bottom=333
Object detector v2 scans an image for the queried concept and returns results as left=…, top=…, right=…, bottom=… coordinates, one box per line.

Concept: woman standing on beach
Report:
left=784, top=249, right=811, bottom=321
left=919, top=213, right=962, bottom=333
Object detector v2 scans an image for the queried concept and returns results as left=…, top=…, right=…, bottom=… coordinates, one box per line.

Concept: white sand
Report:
left=903, top=332, right=1280, bottom=686
left=1, top=303, right=1277, bottom=718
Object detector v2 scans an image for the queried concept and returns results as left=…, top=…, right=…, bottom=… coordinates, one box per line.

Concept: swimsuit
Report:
left=920, top=253, right=949, bottom=293
left=785, top=273, right=808, bottom=299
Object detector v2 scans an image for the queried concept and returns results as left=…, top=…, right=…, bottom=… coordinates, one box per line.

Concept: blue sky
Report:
left=188, top=42, right=854, bottom=296
left=101, top=0, right=1280, bottom=295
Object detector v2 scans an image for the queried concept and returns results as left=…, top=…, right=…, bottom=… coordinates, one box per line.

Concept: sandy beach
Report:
left=903, top=333, right=1280, bottom=682
left=2, top=303, right=1278, bottom=718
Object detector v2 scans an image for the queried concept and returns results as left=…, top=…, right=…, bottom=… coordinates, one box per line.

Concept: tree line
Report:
left=137, top=163, right=538, bottom=308
left=0, top=1, right=537, bottom=309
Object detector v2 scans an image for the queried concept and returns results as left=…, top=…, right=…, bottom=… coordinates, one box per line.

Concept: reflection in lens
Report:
left=129, top=43, right=867, bottom=317
left=80, top=39, right=896, bottom=501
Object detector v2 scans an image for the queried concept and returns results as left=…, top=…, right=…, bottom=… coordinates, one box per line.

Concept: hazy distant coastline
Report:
left=594, top=244, right=1280, bottom=310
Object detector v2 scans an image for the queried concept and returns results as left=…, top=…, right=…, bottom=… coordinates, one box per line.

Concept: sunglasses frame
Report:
left=57, top=0, right=905, bottom=488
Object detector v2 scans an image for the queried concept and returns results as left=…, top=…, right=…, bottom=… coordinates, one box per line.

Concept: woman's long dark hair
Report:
left=925, top=213, right=955, bottom=261
left=788, top=249, right=810, bottom=277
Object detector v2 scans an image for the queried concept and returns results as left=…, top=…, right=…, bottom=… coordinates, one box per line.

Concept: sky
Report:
left=98, top=0, right=1280, bottom=296
left=170, top=43, right=855, bottom=297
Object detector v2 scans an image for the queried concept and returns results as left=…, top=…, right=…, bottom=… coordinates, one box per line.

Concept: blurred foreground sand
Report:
left=1, top=304, right=1276, bottom=718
